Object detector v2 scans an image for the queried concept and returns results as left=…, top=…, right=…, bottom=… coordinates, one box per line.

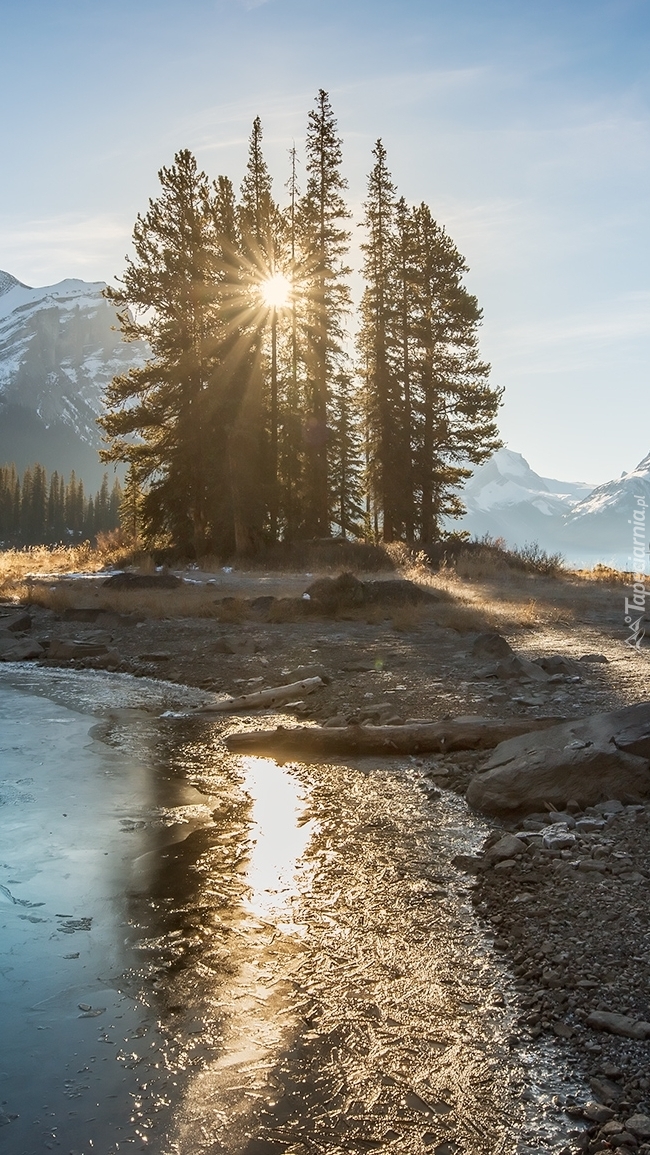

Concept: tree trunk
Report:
left=225, top=715, right=563, bottom=758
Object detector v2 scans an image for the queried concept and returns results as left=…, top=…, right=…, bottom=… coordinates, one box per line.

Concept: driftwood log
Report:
left=200, top=676, right=324, bottom=714
left=224, top=715, right=563, bottom=758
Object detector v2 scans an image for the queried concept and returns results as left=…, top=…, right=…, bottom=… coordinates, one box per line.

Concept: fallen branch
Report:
left=200, top=676, right=324, bottom=714
left=224, top=715, right=563, bottom=757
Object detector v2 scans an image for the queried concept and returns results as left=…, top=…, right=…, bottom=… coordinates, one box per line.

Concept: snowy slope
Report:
left=452, top=447, right=650, bottom=569
left=0, top=270, right=147, bottom=486
left=450, top=449, right=591, bottom=554
left=561, top=452, right=650, bottom=565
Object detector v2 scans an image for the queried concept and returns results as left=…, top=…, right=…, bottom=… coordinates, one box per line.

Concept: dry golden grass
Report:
left=0, top=537, right=633, bottom=639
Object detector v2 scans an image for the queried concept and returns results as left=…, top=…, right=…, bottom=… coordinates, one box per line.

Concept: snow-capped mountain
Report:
left=450, top=449, right=593, bottom=553
left=452, top=448, right=650, bottom=570
left=0, top=270, right=147, bottom=486
left=562, top=452, right=650, bottom=565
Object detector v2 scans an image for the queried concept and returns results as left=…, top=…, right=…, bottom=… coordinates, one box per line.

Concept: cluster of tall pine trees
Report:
left=0, top=464, right=121, bottom=547
left=100, top=90, right=501, bottom=557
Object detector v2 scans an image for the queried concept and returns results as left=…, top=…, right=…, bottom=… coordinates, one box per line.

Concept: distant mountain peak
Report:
left=0, top=270, right=30, bottom=297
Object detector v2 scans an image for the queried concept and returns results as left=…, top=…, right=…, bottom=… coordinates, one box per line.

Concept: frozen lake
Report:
left=0, top=667, right=585, bottom=1154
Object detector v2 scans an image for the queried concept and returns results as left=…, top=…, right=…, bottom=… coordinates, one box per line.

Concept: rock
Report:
left=549, top=810, right=576, bottom=827
left=250, top=595, right=276, bottom=613
left=138, top=651, right=171, bottom=662
left=281, top=664, right=331, bottom=685
left=483, top=655, right=550, bottom=682
left=583, top=1103, right=615, bottom=1123
left=363, top=578, right=438, bottom=605
left=102, top=571, right=182, bottom=590
left=580, top=653, right=609, bottom=663
left=452, top=854, right=483, bottom=874
left=602, top=1121, right=625, bottom=1136
left=324, top=715, right=348, bottom=728
left=586, top=1011, right=650, bottom=1040
left=553, top=1020, right=574, bottom=1038
left=534, top=654, right=583, bottom=677
left=472, top=633, right=514, bottom=660
left=48, top=639, right=110, bottom=660
left=578, top=860, right=607, bottom=872
left=466, top=702, right=650, bottom=816
left=0, top=611, right=32, bottom=632
left=590, top=1076, right=623, bottom=1103
left=0, top=637, right=43, bottom=661
left=305, top=572, right=369, bottom=612
left=627, top=1116, right=650, bottom=1140
left=575, top=818, right=606, bottom=833
left=92, top=648, right=121, bottom=669
left=594, top=799, right=625, bottom=814
left=304, top=572, right=437, bottom=613
left=484, top=834, right=527, bottom=865
left=543, top=823, right=576, bottom=851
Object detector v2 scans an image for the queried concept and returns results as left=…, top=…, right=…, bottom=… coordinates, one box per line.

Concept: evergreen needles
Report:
left=99, top=92, right=502, bottom=557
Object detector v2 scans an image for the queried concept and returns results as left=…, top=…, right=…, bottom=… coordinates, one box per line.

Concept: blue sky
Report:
left=1, top=0, right=649, bottom=483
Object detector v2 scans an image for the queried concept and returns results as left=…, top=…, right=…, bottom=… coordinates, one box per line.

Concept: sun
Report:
left=260, top=272, right=291, bottom=309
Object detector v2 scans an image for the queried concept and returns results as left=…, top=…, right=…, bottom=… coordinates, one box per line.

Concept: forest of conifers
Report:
left=0, top=464, right=121, bottom=547
left=98, top=89, right=502, bottom=558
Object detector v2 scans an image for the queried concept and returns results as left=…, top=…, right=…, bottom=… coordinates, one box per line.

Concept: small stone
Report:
left=627, top=1116, right=650, bottom=1140
left=601, top=1121, right=625, bottom=1136
left=484, top=834, right=527, bottom=865
left=587, top=1011, right=650, bottom=1040
left=594, top=800, right=625, bottom=815
left=583, top=1102, right=615, bottom=1123
left=549, top=811, right=577, bottom=827
left=3, top=612, right=31, bottom=632
left=543, top=823, right=577, bottom=851
left=590, top=1076, right=623, bottom=1103
left=553, top=1020, right=574, bottom=1038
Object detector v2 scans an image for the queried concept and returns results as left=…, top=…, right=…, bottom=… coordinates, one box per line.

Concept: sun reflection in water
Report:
left=241, top=756, right=315, bottom=928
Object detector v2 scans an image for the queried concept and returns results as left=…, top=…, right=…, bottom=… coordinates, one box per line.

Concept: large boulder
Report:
left=466, top=702, right=650, bottom=816
left=102, top=571, right=182, bottom=590
left=0, top=635, right=43, bottom=661
left=0, top=611, right=32, bottom=632
left=304, top=572, right=438, bottom=614
left=472, top=633, right=514, bottom=660
left=48, top=639, right=110, bottom=660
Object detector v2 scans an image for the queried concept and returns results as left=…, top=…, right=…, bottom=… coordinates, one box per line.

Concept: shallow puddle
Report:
left=0, top=668, right=587, bottom=1154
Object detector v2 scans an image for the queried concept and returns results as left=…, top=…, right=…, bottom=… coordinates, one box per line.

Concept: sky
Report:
left=0, top=0, right=649, bottom=484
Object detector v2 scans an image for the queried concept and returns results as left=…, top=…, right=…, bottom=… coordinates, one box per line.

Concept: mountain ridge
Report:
left=0, top=270, right=146, bottom=487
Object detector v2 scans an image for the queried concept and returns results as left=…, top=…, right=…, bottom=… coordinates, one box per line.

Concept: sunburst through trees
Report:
left=99, top=90, right=501, bottom=557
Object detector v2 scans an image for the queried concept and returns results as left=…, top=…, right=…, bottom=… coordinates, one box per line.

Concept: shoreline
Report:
left=3, top=573, right=650, bottom=1150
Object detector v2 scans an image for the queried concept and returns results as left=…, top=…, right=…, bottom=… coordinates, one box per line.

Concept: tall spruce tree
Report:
left=359, top=140, right=400, bottom=540
left=235, top=117, right=279, bottom=549
left=410, top=204, right=501, bottom=540
left=300, top=90, right=351, bottom=536
left=100, top=150, right=221, bottom=555
left=393, top=196, right=418, bottom=541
